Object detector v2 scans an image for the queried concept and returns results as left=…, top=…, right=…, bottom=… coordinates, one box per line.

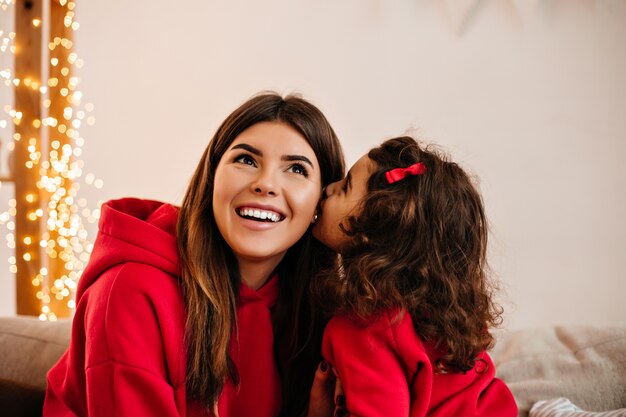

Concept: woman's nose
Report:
left=251, top=169, right=278, bottom=196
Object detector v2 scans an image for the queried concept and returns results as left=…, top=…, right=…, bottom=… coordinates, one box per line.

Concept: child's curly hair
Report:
left=314, top=136, right=503, bottom=373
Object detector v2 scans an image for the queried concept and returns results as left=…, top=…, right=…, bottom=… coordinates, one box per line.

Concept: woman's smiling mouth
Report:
left=237, top=206, right=285, bottom=223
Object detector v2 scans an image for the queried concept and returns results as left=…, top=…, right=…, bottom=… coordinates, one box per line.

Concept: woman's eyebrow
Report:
left=231, top=143, right=261, bottom=155
left=282, top=155, right=314, bottom=169
left=346, top=171, right=352, bottom=190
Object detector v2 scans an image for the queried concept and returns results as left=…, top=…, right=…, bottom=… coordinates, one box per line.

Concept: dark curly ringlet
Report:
left=316, top=136, right=503, bottom=373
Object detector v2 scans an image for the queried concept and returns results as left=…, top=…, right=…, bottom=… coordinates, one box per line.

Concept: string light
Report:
left=1, top=1, right=101, bottom=320
left=0, top=1, right=16, bottom=12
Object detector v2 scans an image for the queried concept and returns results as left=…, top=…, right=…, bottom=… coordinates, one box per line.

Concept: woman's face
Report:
left=213, top=121, right=322, bottom=268
left=313, top=155, right=374, bottom=252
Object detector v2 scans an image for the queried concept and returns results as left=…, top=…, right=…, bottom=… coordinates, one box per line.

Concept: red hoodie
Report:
left=323, top=310, right=518, bottom=417
left=44, top=198, right=281, bottom=417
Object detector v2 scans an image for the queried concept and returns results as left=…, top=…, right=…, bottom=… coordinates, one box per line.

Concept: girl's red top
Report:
left=323, top=310, right=518, bottom=417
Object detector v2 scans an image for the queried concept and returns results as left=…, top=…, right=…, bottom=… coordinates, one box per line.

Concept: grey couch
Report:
left=0, top=316, right=71, bottom=416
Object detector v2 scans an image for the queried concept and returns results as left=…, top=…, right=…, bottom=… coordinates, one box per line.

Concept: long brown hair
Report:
left=314, top=136, right=502, bottom=373
left=177, top=92, right=344, bottom=413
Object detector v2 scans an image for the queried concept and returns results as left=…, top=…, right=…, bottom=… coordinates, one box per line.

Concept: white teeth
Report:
left=238, top=207, right=282, bottom=222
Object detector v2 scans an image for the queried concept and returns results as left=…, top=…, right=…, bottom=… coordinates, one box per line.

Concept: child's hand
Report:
left=307, top=361, right=345, bottom=417
left=333, top=377, right=347, bottom=417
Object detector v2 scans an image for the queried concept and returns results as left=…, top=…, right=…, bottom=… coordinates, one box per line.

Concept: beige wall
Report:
left=1, top=0, right=625, bottom=329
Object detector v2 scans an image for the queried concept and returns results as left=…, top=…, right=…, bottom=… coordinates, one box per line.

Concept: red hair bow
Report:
left=385, top=162, right=427, bottom=184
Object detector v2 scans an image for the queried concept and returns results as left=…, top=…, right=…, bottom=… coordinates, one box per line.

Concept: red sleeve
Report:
left=322, top=312, right=425, bottom=417
left=84, top=362, right=181, bottom=416
left=76, top=263, right=187, bottom=417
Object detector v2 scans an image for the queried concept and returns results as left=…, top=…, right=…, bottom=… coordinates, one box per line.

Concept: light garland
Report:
left=0, top=0, right=101, bottom=320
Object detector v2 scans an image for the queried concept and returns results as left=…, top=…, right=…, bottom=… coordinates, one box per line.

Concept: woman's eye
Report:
left=234, top=154, right=256, bottom=166
left=288, top=163, right=309, bottom=178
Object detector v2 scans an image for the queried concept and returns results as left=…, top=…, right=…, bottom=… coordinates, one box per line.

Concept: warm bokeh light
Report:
left=0, top=0, right=100, bottom=320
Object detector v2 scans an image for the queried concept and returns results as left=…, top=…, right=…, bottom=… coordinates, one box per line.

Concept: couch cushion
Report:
left=491, top=325, right=626, bottom=417
left=0, top=316, right=71, bottom=390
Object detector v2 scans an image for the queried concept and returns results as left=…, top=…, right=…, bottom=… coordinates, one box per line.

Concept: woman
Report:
left=44, top=92, right=345, bottom=417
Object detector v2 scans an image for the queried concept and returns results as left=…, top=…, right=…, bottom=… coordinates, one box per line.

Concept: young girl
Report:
left=312, top=136, right=518, bottom=417
left=44, top=92, right=345, bottom=417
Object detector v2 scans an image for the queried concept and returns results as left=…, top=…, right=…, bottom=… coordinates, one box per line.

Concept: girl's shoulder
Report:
left=323, top=308, right=432, bottom=378
left=325, top=309, right=425, bottom=351
left=326, top=307, right=408, bottom=330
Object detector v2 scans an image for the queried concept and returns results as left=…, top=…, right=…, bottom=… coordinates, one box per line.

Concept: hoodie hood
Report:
left=76, top=198, right=180, bottom=301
